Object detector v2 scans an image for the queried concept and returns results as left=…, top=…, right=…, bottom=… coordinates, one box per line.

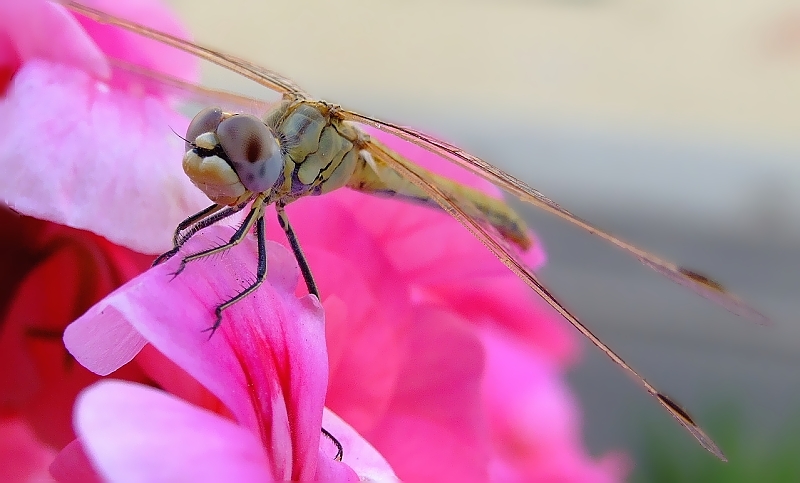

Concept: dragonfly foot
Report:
left=201, top=306, right=224, bottom=340
left=321, top=427, right=343, bottom=461
left=153, top=247, right=179, bottom=267
left=169, top=260, right=188, bottom=280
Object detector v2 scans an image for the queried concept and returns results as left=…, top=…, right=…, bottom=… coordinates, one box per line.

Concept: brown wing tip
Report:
left=678, top=268, right=727, bottom=293
left=514, top=231, right=534, bottom=251
left=677, top=266, right=772, bottom=326
left=657, top=393, right=728, bottom=462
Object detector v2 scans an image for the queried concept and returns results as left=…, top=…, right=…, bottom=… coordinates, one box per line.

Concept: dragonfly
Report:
left=63, top=0, right=770, bottom=463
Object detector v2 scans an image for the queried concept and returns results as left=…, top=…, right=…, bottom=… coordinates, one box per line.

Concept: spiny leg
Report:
left=179, top=202, right=344, bottom=455
left=172, top=196, right=265, bottom=278
left=177, top=202, right=341, bottom=455
left=175, top=201, right=251, bottom=247
left=155, top=204, right=225, bottom=266
left=171, top=203, right=222, bottom=246
left=277, top=203, right=342, bottom=459
left=321, top=427, right=343, bottom=461
left=154, top=201, right=249, bottom=267
left=276, top=203, right=319, bottom=298
left=203, top=215, right=267, bottom=337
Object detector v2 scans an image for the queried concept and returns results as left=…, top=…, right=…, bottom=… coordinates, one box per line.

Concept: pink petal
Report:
left=366, top=307, right=490, bottom=483
left=72, top=380, right=273, bottom=482
left=311, top=248, right=413, bottom=433
left=72, top=0, right=199, bottom=93
left=49, top=440, right=103, bottom=483
left=0, top=0, right=205, bottom=254
left=0, top=0, right=108, bottom=78
left=318, top=410, right=397, bottom=483
left=0, top=416, right=57, bottom=483
left=65, top=225, right=331, bottom=481
left=481, top=326, right=578, bottom=448
left=276, top=190, right=568, bottom=361
left=480, top=327, right=629, bottom=482
left=272, top=194, right=416, bottom=435
left=63, top=305, right=147, bottom=377
left=429, top=274, right=577, bottom=364
left=0, top=60, right=208, bottom=254
left=284, top=188, right=544, bottom=290
left=51, top=387, right=397, bottom=483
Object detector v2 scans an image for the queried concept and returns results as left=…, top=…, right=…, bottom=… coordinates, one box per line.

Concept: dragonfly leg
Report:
left=276, top=204, right=341, bottom=458
left=203, top=215, right=267, bottom=337
left=171, top=203, right=221, bottom=246
left=321, top=427, right=343, bottom=461
left=154, top=202, right=247, bottom=266
left=276, top=203, right=319, bottom=298
left=171, top=197, right=264, bottom=279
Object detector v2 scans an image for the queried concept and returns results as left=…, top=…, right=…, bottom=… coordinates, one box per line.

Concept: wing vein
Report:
left=63, top=1, right=309, bottom=98
left=344, top=111, right=768, bottom=325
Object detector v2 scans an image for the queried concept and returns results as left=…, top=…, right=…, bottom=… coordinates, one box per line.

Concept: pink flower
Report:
left=0, top=0, right=204, bottom=478
left=261, top=133, right=629, bottom=481
left=1, top=0, right=629, bottom=481
left=0, top=209, right=152, bottom=467
left=56, top=227, right=396, bottom=481
left=0, top=0, right=208, bottom=255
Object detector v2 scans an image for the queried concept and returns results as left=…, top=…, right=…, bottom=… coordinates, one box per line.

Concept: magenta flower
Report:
left=262, top=134, right=629, bottom=481
left=1, top=0, right=628, bottom=481
left=0, top=0, right=208, bottom=255
left=55, top=227, right=396, bottom=481
left=0, top=210, right=153, bottom=472
left=0, top=0, right=210, bottom=478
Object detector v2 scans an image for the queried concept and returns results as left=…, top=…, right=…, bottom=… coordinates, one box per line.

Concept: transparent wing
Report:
left=108, top=58, right=275, bottom=116
left=63, top=0, right=767, bottom=325
left=362, top=139, right=727, bottom=461
left=343, top=110, right=770, bottom=326
left=63, top=1, right=309, bottom=99
left=56, top=0, right=755, bottom=458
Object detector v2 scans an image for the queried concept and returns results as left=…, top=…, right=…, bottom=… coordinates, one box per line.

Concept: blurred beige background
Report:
left=167, top=0, right=800, bottom=239
left=165, top=0, right=800, bottom=465
left=168, top=0, right=800, bottom=147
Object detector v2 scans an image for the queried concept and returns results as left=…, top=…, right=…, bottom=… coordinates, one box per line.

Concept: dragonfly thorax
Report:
left=263, top=100, right=362, bottom=200
left=182, top=107, right=283, bottom=206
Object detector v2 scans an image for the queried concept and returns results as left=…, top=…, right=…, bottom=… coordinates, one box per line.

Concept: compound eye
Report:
left=186, top=107, right=225, bottom=151
left=216, top=114, right=283, bottom=193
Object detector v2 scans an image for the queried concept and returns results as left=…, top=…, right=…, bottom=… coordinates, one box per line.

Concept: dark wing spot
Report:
left=657, top=393, right=697, bottom=424
left=679, top=268, right=726, bottom=293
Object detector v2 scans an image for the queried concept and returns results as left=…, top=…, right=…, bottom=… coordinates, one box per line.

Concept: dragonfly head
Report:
left=182, top=107, right=283, bottom=205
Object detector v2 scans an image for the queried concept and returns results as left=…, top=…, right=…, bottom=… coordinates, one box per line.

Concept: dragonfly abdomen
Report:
left=346, top=138, right=533, bottom=251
